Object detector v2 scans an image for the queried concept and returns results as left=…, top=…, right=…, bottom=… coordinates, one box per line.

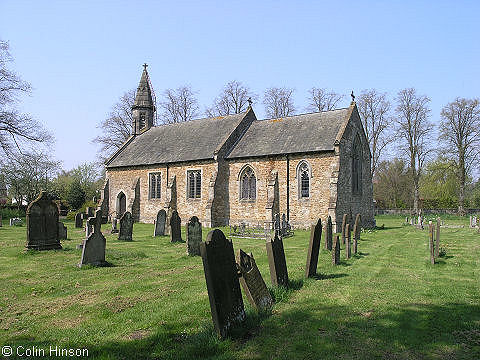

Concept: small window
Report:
left=149, top=173, right=161, bottom=199
left=240, top=166, right=256, bottom=200
left=298, top=161, right=310, bottom=198
left=139, top=113, right=146, bottom=129
left=187, top=170, right=201, bottom=199
left=352, top=135, right=362, bottom=195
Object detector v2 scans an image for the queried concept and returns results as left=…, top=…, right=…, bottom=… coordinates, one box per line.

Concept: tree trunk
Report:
left=458, top=159, right=466, bottom=215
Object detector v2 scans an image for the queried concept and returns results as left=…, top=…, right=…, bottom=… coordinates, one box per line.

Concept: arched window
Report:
left=297, top=161, right=311, bottom=198
left=240, top=166, right=256, bottom=200
left=352, top=135, right=362, bottom=194
left=116, top=192, right=126, bottom=218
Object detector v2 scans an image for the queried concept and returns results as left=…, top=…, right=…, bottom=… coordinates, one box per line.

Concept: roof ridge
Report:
left=259, top=107, right=349, bottom=122
left=151, top=110, right=248, bottom=129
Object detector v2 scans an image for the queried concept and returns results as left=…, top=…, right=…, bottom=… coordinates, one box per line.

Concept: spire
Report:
left=131, top=64, right=156, bottom=135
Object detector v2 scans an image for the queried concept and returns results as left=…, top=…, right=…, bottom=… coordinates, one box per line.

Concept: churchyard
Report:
left=0, top=214, right=479, bottom=359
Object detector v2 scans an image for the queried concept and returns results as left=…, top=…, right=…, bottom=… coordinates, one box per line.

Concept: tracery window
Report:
left=187, top=170, right=201, bottom=199
left=149, top=173, right=161, bottom=199
left=298, top=161, right=310, bottom=198
left=240, top=166, right=256, bottom=200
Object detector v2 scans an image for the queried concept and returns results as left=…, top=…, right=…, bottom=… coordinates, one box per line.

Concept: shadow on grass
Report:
left=312, top=273, right=348, bottom=280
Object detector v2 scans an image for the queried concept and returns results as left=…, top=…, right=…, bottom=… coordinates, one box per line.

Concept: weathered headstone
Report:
left=111, top=218, right=118, bottom=233
left=200, top=229, right=246, bottom=338
left=332, top=235, right=340, bottom=265
left=325, top=215, right=333, bottom=250
left=353, top=214, right=361, bottom=254
left=10, top=217, right=22, bottom=226
left=75, top=213, right=83, bottom=228
left=341, top=214, right=348, bottom=245
left=154, top=209, right=166, bottom=236
left=281, top=213, right=287, bottom=236
left=305, top=218, right=322, bottom=278
left=435, top=219, right=440, bottom=258
left=118, top=211, right=133, bottom=241
left=345, top=223, right=351, bottom=259
left=266, top=233, right=289, bottom=286
left=58, top=221, right=67, bottom=240
left=274, top=213, right=280, bottom=235
left=186, top=216, right=202, bottom=255
left=429, top=222, right=435, bottom=265
left=237, top=249, right=273, bottom=311
left=79, top=210, right=108, bottom=267
left=170, top=210, right=181, bottom=242
left=26, top=191, right=62, bottom=250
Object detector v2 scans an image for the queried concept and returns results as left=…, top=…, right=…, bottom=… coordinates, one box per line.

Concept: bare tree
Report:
left=160, top=86, right=199, bottom=124
left=92, top=89, right=135, bottom=161
left=263, top=87, right=296, bottom=118
left=206, top=80, right=256, bottom=117
left=0, top=40, right=52, bottom=157
left=394, top=88, right=432, bottom=215
left=306, top=88, right=344, bottom=112
left=357, top=89, right=392, bottom=177
left=439, top=98, right=480, bottom=214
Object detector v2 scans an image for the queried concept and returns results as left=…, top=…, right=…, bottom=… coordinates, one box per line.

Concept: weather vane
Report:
left=247, top=97, right=253, bottom=107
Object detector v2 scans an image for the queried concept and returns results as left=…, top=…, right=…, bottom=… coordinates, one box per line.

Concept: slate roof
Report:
left=226, top=108, right=350, bottom=159
left=106, top=112, right=249, bottom=168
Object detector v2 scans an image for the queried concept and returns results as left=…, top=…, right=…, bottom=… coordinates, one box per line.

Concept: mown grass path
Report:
left=0, top=215, right=478, bottom=359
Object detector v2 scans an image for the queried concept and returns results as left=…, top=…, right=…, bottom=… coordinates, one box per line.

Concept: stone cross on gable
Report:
left=143, top=63, right=148, bottom=70
left=89, top=210, right=103, bottom=234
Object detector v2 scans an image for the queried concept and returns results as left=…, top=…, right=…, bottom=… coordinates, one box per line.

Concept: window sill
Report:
left=149, top=197, right=162, bottom=200
left=239, top=199, right=256, bottom=203
left=187, top=198, right=202, bottom=201
left=298, top=197, right=310, bottom=201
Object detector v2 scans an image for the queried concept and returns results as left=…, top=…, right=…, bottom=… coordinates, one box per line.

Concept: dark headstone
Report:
left=325, top=215, right=332, bottom=250
left=111, top=218, right=118, bottom=233
left=26, top=191, right=62, bottom=250
left=58, top=222, right=67, bottom=240
left=341, top=214, right=348, bottom=245
left=281, top=213, right=287, bottom=236
left=186, top=216, right=202, bottom=255
left=200, top=229, right=246, bottom=338
left=435, top=219, right=440, bottom=258
left=154, top=209, right=166, bottom=236
left=170, top=210, right=181, bottom=242
left=75, top=213, right=83, bottom=228
left=305, top=218, right=322, bottom=278
left=353, top=214, right=361, bottom=255
left=345, top=223, right=351, bottom=259
left=237, top=249, right=273, bottom=311
left=332, top=235, right=340, bottom=265
left=266, top=233, right=289, bottom=286
left=118, top=211, right=133, bottom=241
left=79, top=210, right=107, bottom=267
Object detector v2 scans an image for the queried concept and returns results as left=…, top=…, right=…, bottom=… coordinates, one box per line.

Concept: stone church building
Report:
left=102, top=67, right=375, bottom=231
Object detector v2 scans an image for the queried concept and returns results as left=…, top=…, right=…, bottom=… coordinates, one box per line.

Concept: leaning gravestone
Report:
left=332, top=235, right=340, bottom=265
left=200, top=229, right=246, bottom=338
left=79, top=210, right=108, bottom=267
left=325, top=215, right=332, bottom=250
left=26, top=191, right=62, bottom=250
left=186, top=216, right=202, bottom=255
left=170, top=210, right=182, bottom=242
left=58, top=222, right=67, bottom=240
left=345, top=223, right=351, bottom=259
left=118, top=211, right=133, bottom=241
left=75, top=213, right=83, bottom=228
left=305, top=218, right=322, bottom=278
left=266, top=233, right=289, bottom=286
left=341, top=214, right=348, bottom=244
left=154, top=209, right=166, bottom=236
left=237, top=249, right=273, bottom=311
left=353, top=214, right=361, bottom=254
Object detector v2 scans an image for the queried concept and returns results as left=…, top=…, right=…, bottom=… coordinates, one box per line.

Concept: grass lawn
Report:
left=0, top=215, right=479, bottom=359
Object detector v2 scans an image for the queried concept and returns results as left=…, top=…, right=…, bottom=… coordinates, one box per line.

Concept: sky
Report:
left=1, top=0, right=479, bottom=171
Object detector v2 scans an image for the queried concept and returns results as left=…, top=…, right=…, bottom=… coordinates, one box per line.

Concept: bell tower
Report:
left=132, top=63, right=155, bottom=135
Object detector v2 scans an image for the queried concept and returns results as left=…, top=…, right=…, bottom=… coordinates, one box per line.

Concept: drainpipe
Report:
left=286, top=155, right=290, bottom=222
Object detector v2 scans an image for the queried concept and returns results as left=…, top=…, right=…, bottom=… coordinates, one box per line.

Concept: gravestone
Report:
left=435, top=219, right=440, bottom=258
left=85, top=219, right=93, bottom=239
left=10, top=217, right=22, bottom=226
left=118, top=211, right=133, bottom=241
left=305, top=218, right=322, bottom=278
left=332, top=235, right=340, bottom=265
left=429, top=222, right=435, bottom=265
left=58, top=222, right=67, bottom=240
left=237, top=249, right=273, bottom=311
left=26, top=191, right=62, bottom=250
left=353, top=214, right=361, bottom=254
left=111, top=218, right=118, bottom=234
left=345, top=223, right=351, bottom=259
left=79, top=210, right=108, bottom=267
left=154, top=209, right=166, bottom=236
left=266, top=233, right=289, bottom=286
left=410, top=217, right=414, bottom=225
left=341, top=214, right=348, bottom=245
left=75, top=213, right=83, bottom=228
left=325, top=216, right=333, bottom=250
left=200, top=229, right=245, bottom=338
left=281, top=214, right=287, bottom=236
left=86, top=207, right=94, bottom=218
left=170, top=210, right=182, bottom=242
left=186, top=216, right=202, bottom=255
left=274, top=213, right=280, bottom=235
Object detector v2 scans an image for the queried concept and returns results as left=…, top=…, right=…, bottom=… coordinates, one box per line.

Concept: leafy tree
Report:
left=373, top=158, right=412, bottom=209
left=419, top=157, right=458, bottom=209
left=66, top=178, right=85, bottom=210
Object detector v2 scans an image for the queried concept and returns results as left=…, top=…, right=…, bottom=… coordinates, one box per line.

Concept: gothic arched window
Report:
left=240, top=166, right=256, bottom=200
left=297, top=161, right=311, bottom=198
left=352, top=135, right=362, bottom=195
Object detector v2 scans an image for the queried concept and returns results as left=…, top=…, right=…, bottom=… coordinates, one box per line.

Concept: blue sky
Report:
left=1, top=0, right=479, bottom=170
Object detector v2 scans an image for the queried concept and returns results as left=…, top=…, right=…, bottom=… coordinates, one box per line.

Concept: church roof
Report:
left=226, top=108, right=350, bottom=159
left=106, top=111, right=249, bottom=168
